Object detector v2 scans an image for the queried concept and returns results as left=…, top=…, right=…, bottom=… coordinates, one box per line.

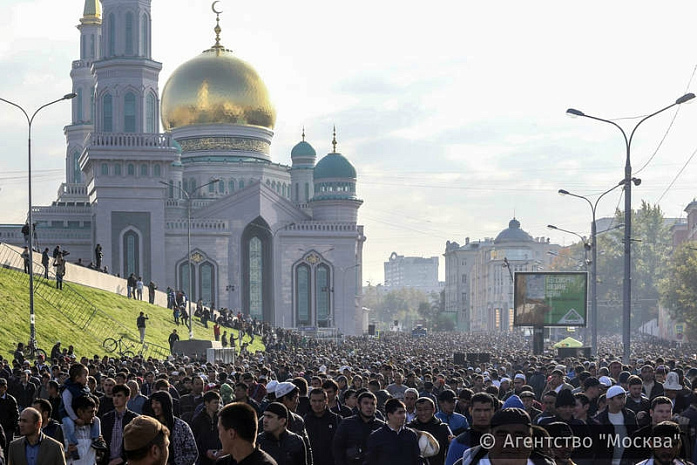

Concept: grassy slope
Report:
left=0, top=268, right=264, bottom=360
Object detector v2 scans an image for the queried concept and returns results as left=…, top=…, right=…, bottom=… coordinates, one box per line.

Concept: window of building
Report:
left=115, top=164, right=122, bottom=175
left=76, top=88, right=83, bottom=122
left=101, top=163, right=109, bottom=175
left=219, top=179, right=224, bottom=193
left=249, top=237, right=263, bottom=318
left=153, top=164, right=161, bottom=177
left=208, top=180, right=215, bottom=193
left=124, top=93, right=136, bottom=133
left=73, top=151, right=81, bottom=183
left=141, top=14, right=149, bottom=56
left=228, top=179, right=234, bottom=193
left=168, top=180, right=174, bottom=198
left=107, top=14, right=115, bottom=56
left=200, top=262, right=215, bottom=306
left=316, top=264, right=331, bottom=326
left=146, top=93, right=156, bottom=132
left=123, top=229, right=140, bottom=277
left=125, top=12, right=134, bottom=55
left=296, top=264, right=311, bottom=325
left=102, top=94, right=113, bottom=132
left=140, top=164, right=148, bottom=176
left=127, top=164, right=135, bottom=175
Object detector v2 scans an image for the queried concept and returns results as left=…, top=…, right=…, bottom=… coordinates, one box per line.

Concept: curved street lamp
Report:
left=0, top=93, right=76, bottom=345
left=160, top=178, right=220, bottom=339
left=566, top=93, right=695, bottom=362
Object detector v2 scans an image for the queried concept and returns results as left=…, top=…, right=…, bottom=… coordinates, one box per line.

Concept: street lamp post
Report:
left=557, top=182, right=624, bottom=356
left=0, top=93, right=76, bottom=345
left=160, top=178, right=220, bottom=339
left=567, top=92, right=695, bottom=362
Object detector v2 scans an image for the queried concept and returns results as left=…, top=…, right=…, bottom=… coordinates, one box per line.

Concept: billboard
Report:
left=514, top=272, right=587, bottom=327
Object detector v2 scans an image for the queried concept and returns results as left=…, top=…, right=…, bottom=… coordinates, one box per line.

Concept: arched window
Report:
left=295, top=183, right=299, bottom=202
left=125, top=12, right=134, bottom=55
left=146, top=93, right=156, bottom=132
left=123, top=229, right=140, bottom=277
left=102, top=94, right=113, bottom=132
left=239, top=179, right=245, bottom=189
left=242, top=218, right=272, bottom=322
left=228, top=179, right=235, bottom=193
left=140, top=164, right=148, bottom=176
left=200, top=262, right=215, bottom=306
left=208, top=180, right=215, bottom=193
left=101, top=163, right=109, bottom=176
left=107, top=14, right=115, bottom=56
left=249, top=237, right=263, bottom=318
left=305, top=183, right=310, bottom=200
left=316, top=264, right=331, bottom=326
left=219, top=179, right=225, bottom=193
left=183, top=179, right=188, bottom=193
left=179, top=261, right=194, bottom=300
left=81, top=35, right=85, bottom=59
left=153, top=164, right=161, bottom=177
left=115, top=164, right=122, bottom=175
left=168, top=180, right=174, bottom=198
left=124, top=93, right=136, bottom=133
left=73, top=151, right=81, bottom=183
left=76, top=88, right=83, bottom=122
left=90, top=34, right=95, bottom=58
left=127, top=164, right=135, bottom=175
left=141, top=14, right=149, bottom=57
left=296, top=264, right=311, bottom=325
left=190, top=178, right=196, bottom=193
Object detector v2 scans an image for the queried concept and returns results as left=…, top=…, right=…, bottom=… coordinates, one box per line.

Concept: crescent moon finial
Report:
left=212, top=1, right=223, bottom=14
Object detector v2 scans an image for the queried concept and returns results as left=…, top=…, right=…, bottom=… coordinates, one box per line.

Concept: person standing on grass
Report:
left=42, top=247, right=50, bottom=279
left=148, top=280, right=157, bottom=304
left=136, top=277, right=144, bottom=300
left=137, top=312, right=149, bottom=344
left=53, top=252, right=66, bottom=290
left=169, top=329, right=180, bottom=355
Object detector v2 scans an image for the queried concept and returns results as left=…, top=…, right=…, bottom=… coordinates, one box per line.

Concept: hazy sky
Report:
left=2, top=0, right=697, bottom=285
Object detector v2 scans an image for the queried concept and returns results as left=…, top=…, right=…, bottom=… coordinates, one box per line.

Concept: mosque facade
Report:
left=7, top=0, right=367, bottom=335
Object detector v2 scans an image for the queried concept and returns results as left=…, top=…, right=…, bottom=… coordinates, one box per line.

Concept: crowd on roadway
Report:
left=1, top=329, right=697, bottom=465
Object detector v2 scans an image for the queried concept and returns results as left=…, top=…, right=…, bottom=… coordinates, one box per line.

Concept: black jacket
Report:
left=364, top=424, right=421, bottom=465
left=409, top=416, right=452, bottom=465
left=100, top=408, right=138, bottom=465
left=258, top=429, right=308, bottom=465
left=332, top=414, right=384, bottom=465
left=190, top=410, right=221, bottom=465
left=303, top=409, right=342, bottom=465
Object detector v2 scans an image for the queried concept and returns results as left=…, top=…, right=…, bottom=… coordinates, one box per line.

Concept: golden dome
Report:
left=161, top=47, right=276, bottom=131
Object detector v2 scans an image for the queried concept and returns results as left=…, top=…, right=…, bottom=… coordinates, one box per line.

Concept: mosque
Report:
left=7, top=0, right=367, bottom=335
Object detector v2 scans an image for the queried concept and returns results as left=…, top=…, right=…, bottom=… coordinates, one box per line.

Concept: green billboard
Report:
left=514, top=272, right=587, bottom=327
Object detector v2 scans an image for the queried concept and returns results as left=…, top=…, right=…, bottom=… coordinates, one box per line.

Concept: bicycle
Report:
left=25, top=339, right=47, bottom=360
left=102, top=336, right=136, bottom=358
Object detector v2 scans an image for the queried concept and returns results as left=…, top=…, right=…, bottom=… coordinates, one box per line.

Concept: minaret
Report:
left=64, top=0, right=102, bottom=184
left=290, top=127, right=317, bottom=211
left=81, top=0, right=177, bottom=284
left=93, top=0, right=161, bottom=133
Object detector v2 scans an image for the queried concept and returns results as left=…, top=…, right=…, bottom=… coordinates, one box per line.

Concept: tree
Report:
left=659, top=243, right=697, bottom=334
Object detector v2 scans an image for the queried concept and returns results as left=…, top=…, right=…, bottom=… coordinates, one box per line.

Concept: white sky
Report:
left=2, top=0, right=697, bottom=285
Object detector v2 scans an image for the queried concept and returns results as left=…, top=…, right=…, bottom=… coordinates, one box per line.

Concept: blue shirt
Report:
left=25, top=433, right=44, bottom=465
left=435, top=411, right=469, bottom=434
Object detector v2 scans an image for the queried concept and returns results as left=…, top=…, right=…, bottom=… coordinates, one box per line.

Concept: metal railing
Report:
left=0, top=243, right=170, bottom=360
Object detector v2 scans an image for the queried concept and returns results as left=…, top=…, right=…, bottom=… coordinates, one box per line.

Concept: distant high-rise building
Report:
left=383, top=252, right=440, bottom=294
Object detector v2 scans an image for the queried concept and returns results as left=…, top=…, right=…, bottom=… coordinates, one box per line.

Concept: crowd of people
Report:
left=0, top=330, right=696, bottom=465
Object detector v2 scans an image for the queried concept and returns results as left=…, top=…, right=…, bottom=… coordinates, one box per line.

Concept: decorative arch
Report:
left=119, top=227, right=142, bottom=278
left=175, top=249, right=218, bottom=306
left=292, top=250, right=333, bottom=328
left=242, top=217, right=273, bottom=323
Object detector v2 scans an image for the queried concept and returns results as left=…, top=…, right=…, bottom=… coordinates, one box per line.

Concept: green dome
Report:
left=171, top=139, right=183, bottom=154
left=291, top=140, right=316, bottom=158
left=314, top=153, right=356, bottom=179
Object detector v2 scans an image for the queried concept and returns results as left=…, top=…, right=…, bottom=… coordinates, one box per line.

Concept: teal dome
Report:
left=291, top=140, right=316, bottom=158
left=494, top=218, right=533, bottom=244
left=171, top=139, right=183, bottom=154
left=314, top=153, right=356, bottom=179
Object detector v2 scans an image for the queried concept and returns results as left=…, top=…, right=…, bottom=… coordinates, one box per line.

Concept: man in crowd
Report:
left=594, top=385, right=638, bottom=464
left=123, top=416, right=171, bottom=465
left=435, top=389, right=469, bottom=435
left=403, top=388, right=419, bottom=423
left=332, top=391, right=384, bottom=465
left=303, top=388, right=341, bottom=465
left=0, top=377, right=19, bottom=451
left=364, top=398, right=421, bottom=465
left=101, top=384, right=138, bottom=465
left=191, top=391, right=223, bottom=465
left=323, top=379, right=351, bottom=418
left=235, top=382, right=261, bottom=416
left=409, top=396, right=451, bottom=465
left=386, top=372, right=408, bottom=401
left=258, top=402, right=309, bottom=465
left=641, top=365, right=665, bottom=400
left=217, top=402, right=277, bottom=465
left=445, top=392, right=495, bottom=465
left=625, top=375, right=652, bottom=426
left=7, top=407, right=66, bottom=465
left=32, top=398, right=64, bottom=445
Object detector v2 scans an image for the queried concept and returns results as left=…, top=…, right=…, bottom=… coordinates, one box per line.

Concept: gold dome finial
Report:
left=211, top=1, right=225, bottom=53
left=80, top=0, right=101, bottom=25
left=332, top=125, right=338, bottom=152
left=302, top=126, right=306, bottom=141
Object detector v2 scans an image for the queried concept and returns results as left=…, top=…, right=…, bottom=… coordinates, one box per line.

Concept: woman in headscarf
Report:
left=147, top=391, right=198, bottom=465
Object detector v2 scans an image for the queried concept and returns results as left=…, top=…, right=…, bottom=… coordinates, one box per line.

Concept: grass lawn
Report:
left=0, top=267, right=265, bottom=361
